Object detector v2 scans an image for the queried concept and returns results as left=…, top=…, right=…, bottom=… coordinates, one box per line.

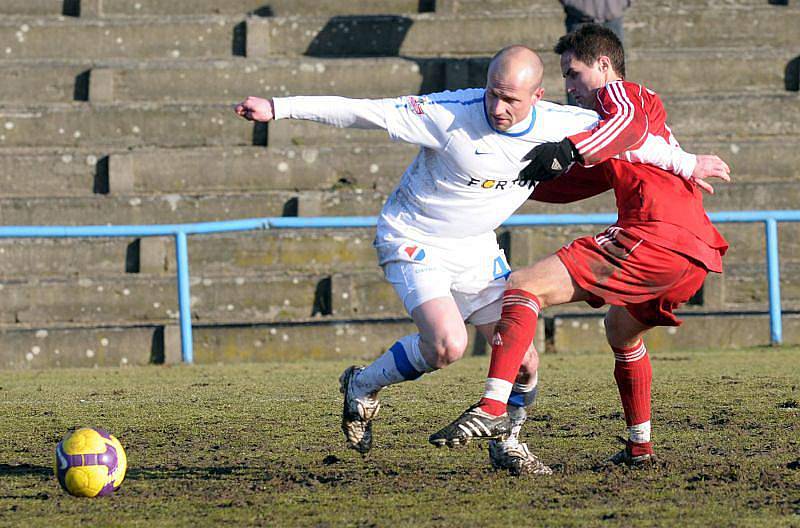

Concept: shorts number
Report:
left=493, top=256, right=511, bottom=280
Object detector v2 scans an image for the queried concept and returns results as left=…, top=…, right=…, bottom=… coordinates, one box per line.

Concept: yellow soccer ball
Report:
left=54, top=427, right=127, bottom=497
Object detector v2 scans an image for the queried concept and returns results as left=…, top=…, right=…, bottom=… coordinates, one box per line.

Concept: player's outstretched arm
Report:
left=235, top=96, right=274, bottom=122
left=690, top=154, right=731, bottom=195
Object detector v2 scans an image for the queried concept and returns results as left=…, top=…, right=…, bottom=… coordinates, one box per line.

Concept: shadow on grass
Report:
left=0, top=463, right=52, bottom=477
left=127, top=466, right=262, bottom=481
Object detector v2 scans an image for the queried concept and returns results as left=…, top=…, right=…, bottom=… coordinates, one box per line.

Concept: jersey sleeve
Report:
left=381, top=91, right=473, bottom=150
left=272, top=96, right=390, bottom=129
left=620, top=134, right=697, bottom=179
left=529, top=164, right=612, bottom=203
left=567, top=81, right=649, bottom=166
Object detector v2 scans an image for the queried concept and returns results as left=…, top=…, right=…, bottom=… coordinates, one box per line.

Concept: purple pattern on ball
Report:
left=96, top=480, right=116, bottom=497
left=94, top=428, right=113, bottom=441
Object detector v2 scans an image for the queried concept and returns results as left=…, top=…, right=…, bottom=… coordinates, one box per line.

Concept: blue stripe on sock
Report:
left=390, top=341, right=422, bottom=380
left=507, top=391, right=526, bottom=408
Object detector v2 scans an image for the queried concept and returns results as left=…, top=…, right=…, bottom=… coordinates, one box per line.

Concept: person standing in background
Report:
left=560, top=1, right=631, bottom=105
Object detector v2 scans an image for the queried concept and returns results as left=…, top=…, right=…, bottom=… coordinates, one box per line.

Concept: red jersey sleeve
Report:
left=567, top=80, right=649, bottom=166
left=530, top=163, right=612, bottom=203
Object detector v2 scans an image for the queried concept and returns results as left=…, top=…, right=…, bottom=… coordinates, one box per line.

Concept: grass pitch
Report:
left=0, top=347, right=798, bottom=527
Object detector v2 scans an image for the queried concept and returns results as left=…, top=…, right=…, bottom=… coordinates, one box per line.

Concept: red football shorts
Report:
left=556, top=226, right=708, bottom=327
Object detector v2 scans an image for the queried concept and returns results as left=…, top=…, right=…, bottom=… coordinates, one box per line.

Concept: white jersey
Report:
left=377, top=89, right=599, bottom=250
left=273, top=89, right=695, bottom=266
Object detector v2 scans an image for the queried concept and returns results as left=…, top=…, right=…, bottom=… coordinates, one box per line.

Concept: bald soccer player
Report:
left=235, top=45, right=722, bottom=475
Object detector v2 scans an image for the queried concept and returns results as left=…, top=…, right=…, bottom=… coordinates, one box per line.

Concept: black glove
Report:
left=519, top=138, right=582, bottom=184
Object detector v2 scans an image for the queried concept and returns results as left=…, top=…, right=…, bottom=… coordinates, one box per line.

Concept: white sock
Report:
left=354, top=334, right=434, bottom=395
left=628, top=421, right=651, bottom=443
left=503, top=373, right=539, bottom=445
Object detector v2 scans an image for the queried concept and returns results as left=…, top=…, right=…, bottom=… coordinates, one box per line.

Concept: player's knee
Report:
left=429, top=331, right=468, bottom=368
left=603, top=313, right=621, bottom=345
left=505, top=270, right=532, bottom=291
left=518, top=348, right=539, bottom=377
left=506, top=271, right=549, bottom=307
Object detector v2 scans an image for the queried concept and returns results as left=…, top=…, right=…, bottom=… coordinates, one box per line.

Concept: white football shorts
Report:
left=380, top=239, right=511, bottom=326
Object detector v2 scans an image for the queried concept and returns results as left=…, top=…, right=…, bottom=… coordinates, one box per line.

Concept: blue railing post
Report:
left=765, top=218, right=782, bottom=345
left=175, top=231, right=194, bottom=363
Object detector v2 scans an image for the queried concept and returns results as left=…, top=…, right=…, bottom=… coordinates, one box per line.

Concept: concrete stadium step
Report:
left=106, top=145, right=416, bottom=195
left=0, top=1, right=65, bottom=16
left=104, top=140, right=800, bottom=197
left=1, top=136, right=795, bottom=200
left=0, top=192, right=299, bottom=225
left=74, top=46, right=791, bottom=105
left=267, top=92, right=800, bottom=147
left=439, top=0, right=787, bottom=13
left=0, top=62, right=88, bottom=104
left=0, top=94, right=794, bottom=150
left=723, top=262, right=800, bottom=308
left=0, top=229, right=378, bottom=279
left=247, top=8, right=800, bottom=58
left=3, top=178, right=799, bottom=226
left=82, top=0, right=426, bottom=17
left=87, top=58, right=436, bottom=104
left=0, top=149, right=104, bottom=197
left=0, top=103, right=251, bottom=149
left=0, top=237, right=136, bottom=278
left=0, top=269, right=442, bottom=328
left=549, top=313, right=800, bottom=354
left=5, top=311, right=799, bottom=369
left=0, top=272, right=330, bottom=327
left=0, top=0, right=777, bottom=17
left=4, top=309, right=797, bottom=369
left=460, top=48, right=795, bottom=100
left=0, top=17, right=243, bottom=61
left=1, top=319, right=488, bottom=369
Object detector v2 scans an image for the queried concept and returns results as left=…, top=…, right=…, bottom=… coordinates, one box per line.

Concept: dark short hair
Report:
left=554, top=24, right=626, bottom=78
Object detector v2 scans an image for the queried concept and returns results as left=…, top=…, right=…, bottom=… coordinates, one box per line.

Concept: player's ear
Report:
left=597, top=56, right=612, bottom=73
left=531, top=86, right=545, bottom=105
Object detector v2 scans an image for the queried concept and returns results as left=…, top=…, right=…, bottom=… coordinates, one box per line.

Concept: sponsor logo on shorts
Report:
left=403, top=245, right=426, bottom=262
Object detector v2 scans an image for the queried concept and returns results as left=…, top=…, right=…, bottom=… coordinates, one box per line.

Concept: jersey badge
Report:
left=407, top=96, right=428, bottom=116
left=403, top=245, right=427, bottom=261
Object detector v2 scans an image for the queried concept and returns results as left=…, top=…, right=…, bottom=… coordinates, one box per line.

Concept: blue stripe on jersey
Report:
left=393, top=96, right=483, bottom=109
left=540, top=105, right=598, bottom=119
left=390, top=341, right=422, bottom=380
left=483, top=98, right=536, bottom=137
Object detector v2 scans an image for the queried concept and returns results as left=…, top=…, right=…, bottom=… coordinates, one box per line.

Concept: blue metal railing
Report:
left=0, top=209, right=796, bottom=363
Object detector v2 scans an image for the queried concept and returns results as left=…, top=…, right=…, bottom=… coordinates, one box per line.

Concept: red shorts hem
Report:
left=555, top=227, right=708, bottom=327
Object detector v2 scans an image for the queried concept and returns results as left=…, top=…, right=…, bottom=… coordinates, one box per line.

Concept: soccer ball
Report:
left=54, top=427, right=127, bottom=497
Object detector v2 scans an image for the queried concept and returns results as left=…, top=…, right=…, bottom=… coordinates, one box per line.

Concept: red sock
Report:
left=612, top=340, right=652, bottom=428
left=479, top=289, right=541, bottom=416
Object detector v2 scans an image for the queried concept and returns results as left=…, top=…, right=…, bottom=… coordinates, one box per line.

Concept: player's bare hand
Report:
left=235, top=96, right=274, bottom=122
left=690, top=154, right=731, bottom=195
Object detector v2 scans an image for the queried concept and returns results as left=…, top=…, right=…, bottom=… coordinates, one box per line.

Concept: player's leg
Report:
left=430, top=253, right=590, bottom=446
left=481, top=333, right=553, bottom=475
left=341, top=261, right=467, bottom=454
left=604, top=305, right=656, bottom=466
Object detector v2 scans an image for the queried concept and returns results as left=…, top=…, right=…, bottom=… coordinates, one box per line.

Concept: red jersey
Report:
left=532, top=80, right=728, bottom=272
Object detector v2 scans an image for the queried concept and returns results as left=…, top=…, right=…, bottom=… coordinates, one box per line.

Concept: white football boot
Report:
left=339, top=366, right=381, bottom=454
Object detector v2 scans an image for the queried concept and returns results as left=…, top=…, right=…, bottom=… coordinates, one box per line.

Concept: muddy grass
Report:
left=0, top=347, right=798, bottom=527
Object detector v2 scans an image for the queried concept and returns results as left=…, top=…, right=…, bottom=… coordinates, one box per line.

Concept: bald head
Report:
left=484, top=45, right=545, bottom=132
left=488, top=45, right=544, bottom=94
